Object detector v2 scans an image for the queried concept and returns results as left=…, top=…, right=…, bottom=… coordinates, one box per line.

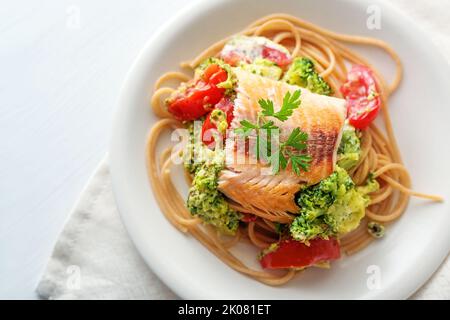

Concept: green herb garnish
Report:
left=235, top=89, right=311, bottom=175
left=259, top=89, right=302, bottom=121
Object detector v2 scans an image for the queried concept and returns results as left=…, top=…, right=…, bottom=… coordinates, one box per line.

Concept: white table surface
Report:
left=0, top=0, right=189, bottom=299
left=1, top=0, right=448, bottom=300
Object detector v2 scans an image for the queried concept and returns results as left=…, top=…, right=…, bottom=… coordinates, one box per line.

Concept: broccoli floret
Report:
left=239, top=58, right=283, bottom=80
left=283, top=57, right=332, bottom=96
left=290, top=216, right=331, bottom=242
left=324, top=184, right=368, bottom=235
left=187, top=158, right=241, bottom=235
left=290, top=166, right=378, bottom=242
left=337, top=124, right=362, bottom=170
left=183, top=122, right=204, bottom=174
left=184, top=124, right=241, bottom=234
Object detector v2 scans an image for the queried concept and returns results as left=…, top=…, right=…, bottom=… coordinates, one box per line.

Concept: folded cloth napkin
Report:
left=36, top=158, right=176, bottom=299
left=36, top=158, right=449, bottom=300
left=38, top=0, right=450, bottom=299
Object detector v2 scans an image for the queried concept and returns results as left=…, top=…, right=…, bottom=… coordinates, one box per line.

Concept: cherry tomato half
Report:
left=203, top=64, right=228, bottom=85
left=259, top=238, right=341, bottom=269
left=167, top=64, right=228, bottom=121
left=340, top=65, right=381, bottom=130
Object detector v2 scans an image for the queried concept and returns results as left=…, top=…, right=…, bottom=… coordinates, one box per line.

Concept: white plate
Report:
left=110, top=0, right=450, bottom=299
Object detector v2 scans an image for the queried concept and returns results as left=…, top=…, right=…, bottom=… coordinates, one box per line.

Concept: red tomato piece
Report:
left=201, top=113, right=215, bottom=146
left=261, top=45, right=292, bottom=67
left=201, top=97, right=234, bottom=147
left=167, top=64, right=229, bottom=121
left=259, top=238, right=341, bottom=269
left=340, top=65, right=381, bottom=129
left=214, top=97, right=234, bottom=124
left=203, top=64, right=228, bottom=85
left=168, top=80, right=224, bottom=121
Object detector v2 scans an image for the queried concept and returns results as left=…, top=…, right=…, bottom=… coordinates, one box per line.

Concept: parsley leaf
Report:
left=290, top=154, right=312, bottom=175
left=284, top=127, right=308, bottom=150
left=271, top=128, right=311, bottom=175
left=239, top=119, right=258, bottom=129
left=259, top=98, right=275, bottom=117
left=258, top=89, right=302, bottom=122
left=234, top=119, right=258, bottom=137
left=261, top=120, right=277, bottom=130
left=273, top=89, right=302, bottom=121
left=271, top=151, right=288, bottom=174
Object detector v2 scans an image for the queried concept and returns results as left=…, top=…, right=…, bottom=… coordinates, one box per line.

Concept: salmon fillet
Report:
left=218, top=69, right=346, bottom=217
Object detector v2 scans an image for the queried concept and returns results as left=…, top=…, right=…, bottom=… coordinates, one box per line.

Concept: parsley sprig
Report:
left=234, top=89, right=312, bottom=175
left=259, top=89, right=302, bottom=121
left=281, top=128, right=311, bottom=175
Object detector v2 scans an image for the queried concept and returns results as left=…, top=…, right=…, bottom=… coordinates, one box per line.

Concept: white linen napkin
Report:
left=37, top=0, right=450, bottom=299
left=36, top=158, right=177, bottom=300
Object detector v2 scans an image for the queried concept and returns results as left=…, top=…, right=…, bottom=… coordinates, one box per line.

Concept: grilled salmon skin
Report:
left=217, top=69, right=346, bottom=218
